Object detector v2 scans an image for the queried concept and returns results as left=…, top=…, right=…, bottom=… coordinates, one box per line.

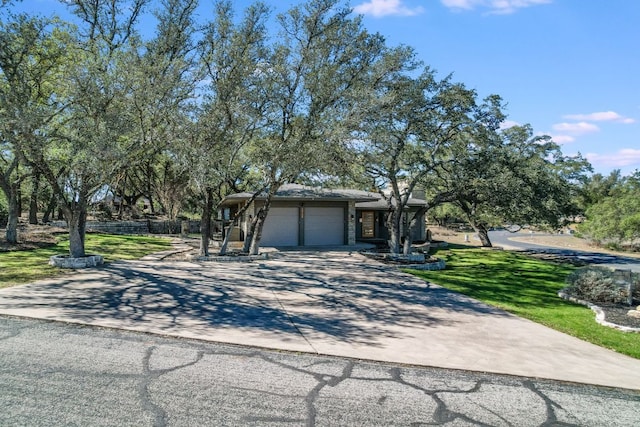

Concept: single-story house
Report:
left=355, top=196, right=428, bottom=243
left=219, top=184, right=428, bottom=247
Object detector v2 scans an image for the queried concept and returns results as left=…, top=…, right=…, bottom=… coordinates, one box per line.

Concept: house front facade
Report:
left=220, top=184, right=429, bottom=248
left=219, top=184, right=378, bottom=247
left=355, top=197, right=428, bottom=243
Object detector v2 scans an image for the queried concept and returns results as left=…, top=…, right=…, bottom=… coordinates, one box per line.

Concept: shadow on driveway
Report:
left=0, top=252, right=506, bottom=346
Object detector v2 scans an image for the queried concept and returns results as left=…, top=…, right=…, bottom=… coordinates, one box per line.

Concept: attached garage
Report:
left=260, top=207, right=299, bottom=247
left=220, top=184, right=379, bottom=248
left=303, top=207, right=345, bottom=246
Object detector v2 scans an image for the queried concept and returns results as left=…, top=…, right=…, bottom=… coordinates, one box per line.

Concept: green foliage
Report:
left=575, top=170, right=623, bottom=212
left=563, top=267, right=629, bottom=304
left=354, top=64, right=503, bottom=252
left=429, top=203, right=465, bottom=227
left=444, top=124, right=591, bottom=239
left=578, top=170, right=640, bottom=246
left=409, top=247, right=640, bottom=359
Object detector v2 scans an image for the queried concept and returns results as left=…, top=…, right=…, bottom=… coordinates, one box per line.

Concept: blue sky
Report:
left=15, top=0, right=640, bottom=176
left=345, top=0, right=640, bottom=176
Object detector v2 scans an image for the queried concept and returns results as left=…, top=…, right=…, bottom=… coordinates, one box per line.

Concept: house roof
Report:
left=355, top=195, right=428, bottom=210
left=220, top=184, right=379, bottom=205
left=221, top=183, right=430, bottom=210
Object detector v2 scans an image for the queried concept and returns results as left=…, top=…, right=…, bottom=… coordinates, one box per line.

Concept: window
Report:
left=362, top=211, right=375, bottom=238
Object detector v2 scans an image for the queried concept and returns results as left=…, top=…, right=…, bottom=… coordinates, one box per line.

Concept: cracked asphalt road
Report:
left=1, top=250, right=640, bottom=389
left=1, top=317, right=639, bottom=426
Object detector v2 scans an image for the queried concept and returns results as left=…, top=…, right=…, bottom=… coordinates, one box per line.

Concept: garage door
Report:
left=304, top=207, right=345, bottom=246
left=260, top=207, right=299, bottom=246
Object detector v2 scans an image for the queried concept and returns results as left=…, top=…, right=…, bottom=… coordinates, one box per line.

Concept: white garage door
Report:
left=260, top=207, right=299, bottom=246
left=304, top=207, right=345, bottom=246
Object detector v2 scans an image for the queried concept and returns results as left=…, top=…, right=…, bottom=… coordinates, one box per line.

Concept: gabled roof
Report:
left=355, top=194, right=429, bottom=210
left=221, top=184, right=379, bottom=205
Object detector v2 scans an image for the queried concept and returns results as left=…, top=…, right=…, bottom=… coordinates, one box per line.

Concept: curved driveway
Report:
left=489, top=230, right=640, bottom=272
left=0, top=249, right=639, bottom=390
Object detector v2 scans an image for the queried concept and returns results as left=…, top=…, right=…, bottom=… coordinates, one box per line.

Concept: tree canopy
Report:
left=578, top=171, right=640, bottom=247
left=0, top=0, right=597, bottom=257
left=439, top=124, right=591, bottom=246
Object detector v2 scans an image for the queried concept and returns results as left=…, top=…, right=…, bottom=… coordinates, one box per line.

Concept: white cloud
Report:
left=551, top=121, right=600, bottom=135
left=549, top=134, right=575, bottom=144
left=441, top=0, right=551, bottom=14
left=354, top=0, right=425, bottom=17
left=586, top=149, right=640, bottom=168
left=563, top=111, right=636, bottom=124
left=499, top=120, right=520, bottom=129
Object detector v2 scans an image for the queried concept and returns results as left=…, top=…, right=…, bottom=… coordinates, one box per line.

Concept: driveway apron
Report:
left=0, top=250, right=638, bottom=390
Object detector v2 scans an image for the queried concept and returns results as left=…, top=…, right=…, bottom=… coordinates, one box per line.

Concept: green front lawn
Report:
left=0, top=233, right=172, bottom=288
left=408, top=245, right=640, bottom=359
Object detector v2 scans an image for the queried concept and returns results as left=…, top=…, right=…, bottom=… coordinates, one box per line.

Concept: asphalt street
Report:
left=488, top=230, right=640, bottom=272
left=2, top=251, right=640, bottom=389
left=1, top=316, right=639, bottom=426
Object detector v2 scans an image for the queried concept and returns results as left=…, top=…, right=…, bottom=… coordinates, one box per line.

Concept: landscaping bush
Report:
left=563, top=267, right=628, bottom=304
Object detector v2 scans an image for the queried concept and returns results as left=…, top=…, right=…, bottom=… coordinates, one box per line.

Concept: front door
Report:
left=362, top=211, right=375, bottom=238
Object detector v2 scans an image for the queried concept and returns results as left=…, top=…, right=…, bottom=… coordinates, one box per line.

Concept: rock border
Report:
left=49, top=254, right=104, bottom=269
left=402, top=258, right=446, bottom=271
left=360, top=251, right=446, bottom=271
left=188, top=253, right=269, bottom=262
left=557, top=291, right=640, bottom=333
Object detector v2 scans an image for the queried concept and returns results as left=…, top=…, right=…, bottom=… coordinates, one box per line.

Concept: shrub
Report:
left=563, top=267, right=628, bottom=304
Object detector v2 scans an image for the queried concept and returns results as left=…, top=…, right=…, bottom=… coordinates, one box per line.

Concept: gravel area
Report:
left=598, top=304, right=640, bottom=330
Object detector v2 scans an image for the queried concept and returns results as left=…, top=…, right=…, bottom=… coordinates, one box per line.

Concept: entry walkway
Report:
left=0, top=250, right=639, bottom=390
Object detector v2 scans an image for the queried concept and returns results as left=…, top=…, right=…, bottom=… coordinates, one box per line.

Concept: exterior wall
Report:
left=347, top=201, right=356, bottom=245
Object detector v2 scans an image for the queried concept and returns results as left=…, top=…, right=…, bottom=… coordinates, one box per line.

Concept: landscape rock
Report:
left=49, top=254, right=104, bottom=269
left=627, top=310, right=640, bottom=319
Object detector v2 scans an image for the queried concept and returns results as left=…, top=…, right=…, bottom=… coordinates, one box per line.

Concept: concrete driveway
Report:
left=0, top=250, right=639, bottom=390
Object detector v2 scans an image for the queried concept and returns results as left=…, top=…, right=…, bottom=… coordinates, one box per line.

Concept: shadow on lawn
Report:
left=0, top=252, right=507, bottom=346
left=413, top=246, right=577, bottom=310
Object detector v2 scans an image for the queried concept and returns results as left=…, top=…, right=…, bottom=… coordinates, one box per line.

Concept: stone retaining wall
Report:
left=48, top=220, right=201, bottom=235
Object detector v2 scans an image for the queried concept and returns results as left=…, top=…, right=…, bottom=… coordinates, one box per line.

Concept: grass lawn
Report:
left=0, top=233, right=172, bottom=289
left=408, top=245, right=640, bottom=359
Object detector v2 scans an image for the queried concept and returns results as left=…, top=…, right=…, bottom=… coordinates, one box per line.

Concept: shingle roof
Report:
left=221, top=184, right=429, bottom=210
left=355, top=196, right=428, bottom=210
left=221, top=184, right=379, bottom=205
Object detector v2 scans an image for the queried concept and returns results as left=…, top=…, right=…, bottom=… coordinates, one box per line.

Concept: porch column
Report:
left=347, top=201, right=356, bottom=245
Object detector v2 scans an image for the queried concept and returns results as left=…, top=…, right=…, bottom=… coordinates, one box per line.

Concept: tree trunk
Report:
left=42, top=194, right=56, bottom=223
left=403, top=215, right=418, bottom=255
left=387, top=210, right=402, bottom=255
left=5, top=191, right=20, bottom=244
left=218, top=221, right=234, bottom=255
left=64, top=202, right=87, bottom=258
left=29, top=172, right=40, bottom=225
left=146, top=162, right=155, bottom=214
left=221, top=191, right=263, bottom=256
left=248, top=197, right=272, bottom=255
left=473, top=223, right=492, bottom=247
left=403, top=207, right=428, bottom=255
left=117, top=185, right=125, bottom=220
left=199, top=188, right=214, bottom=257
left=243, top=215, right=258, bottom=254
